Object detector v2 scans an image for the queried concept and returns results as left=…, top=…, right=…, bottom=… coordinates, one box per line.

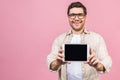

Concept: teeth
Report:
left=75, top=22, right=79, bottom=24
left=75, top=21, right=80, bottom=23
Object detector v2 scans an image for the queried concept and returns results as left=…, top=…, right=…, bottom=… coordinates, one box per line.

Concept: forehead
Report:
left=69, top=7, right=84, bottom=14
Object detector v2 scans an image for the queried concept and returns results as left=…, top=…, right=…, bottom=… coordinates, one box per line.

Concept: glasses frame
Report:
left=68, top=13, right=86, bottom=19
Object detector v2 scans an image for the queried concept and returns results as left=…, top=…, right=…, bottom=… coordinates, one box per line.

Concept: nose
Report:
left=74, top=16, right=79, bottom=20
left=74, top=16, right=82, bottom=22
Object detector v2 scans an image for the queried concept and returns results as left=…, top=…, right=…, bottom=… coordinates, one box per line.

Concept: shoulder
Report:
left=57, top=32, right=67, bottom=38
left=86, top=30, right=105, bottom=44
left=88, top=31, right=103, bottom=39
left=53, top=32, right=67, bottom=44
left=86, top=30, right=106, bottom=49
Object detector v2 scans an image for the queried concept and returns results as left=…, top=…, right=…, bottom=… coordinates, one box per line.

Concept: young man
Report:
left=47, top=2, right=112, bottom=80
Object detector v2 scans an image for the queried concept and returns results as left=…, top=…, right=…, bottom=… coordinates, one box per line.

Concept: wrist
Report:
left=50, top=60, right=62, bottom=71
left=96, top=63, right=105, bottom=71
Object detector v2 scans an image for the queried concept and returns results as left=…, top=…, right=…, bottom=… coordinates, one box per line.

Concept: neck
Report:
left=72, top=28, right=84, bottom=34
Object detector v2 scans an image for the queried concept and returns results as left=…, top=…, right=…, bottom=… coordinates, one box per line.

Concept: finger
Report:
left=84, top=61, right=88, bottom=64
left=67, top=61, right=71, bottom=64
left=90, top=48, right=92, bottom=55
left=62, top=61, right=71, bottom=65
left=58, top=48, right=63, bottom=53
left=90, top=48, right=94, bottom=55
left=88, top=48, right=96, bottom=61
left=60, top=46, right=62, bottom=49
left=89, top=57, right=97, bottom=65
left=88, top=54, right=95, bottom=61
left=90, top=58, right=99, bottom=67
left=57, top=56, right=62, bottom=60
left=58, top=53, right=64, bottom=58
left=57, top=56, right=63, bottom=61
left=92, top=59, right=99, bottom=66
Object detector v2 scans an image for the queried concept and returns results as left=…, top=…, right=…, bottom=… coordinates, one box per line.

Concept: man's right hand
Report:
left=50, top=46, right=70, bottom=71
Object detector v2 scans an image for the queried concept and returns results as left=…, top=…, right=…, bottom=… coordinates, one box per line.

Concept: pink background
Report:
left=0, top=0, right=120, bottom=80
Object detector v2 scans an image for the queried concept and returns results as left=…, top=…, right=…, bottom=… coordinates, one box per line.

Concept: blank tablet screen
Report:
left=64, top=44, right=88, bottom=61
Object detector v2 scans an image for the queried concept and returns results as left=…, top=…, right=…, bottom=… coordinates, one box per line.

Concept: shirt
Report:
left=47, top=29, right=112, bottom=80
left=67, top=34, right=82, bottom=80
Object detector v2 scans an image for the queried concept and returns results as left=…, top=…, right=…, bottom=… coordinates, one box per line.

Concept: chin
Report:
left=73, top=25, right=81, bottom=29
left=72, top=27, right=82, bottom=31
left=72, top=25, right=84, bottom=31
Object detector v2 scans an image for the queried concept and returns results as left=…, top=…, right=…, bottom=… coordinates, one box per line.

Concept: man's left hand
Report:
left=86, top=48, right=105, bottom=71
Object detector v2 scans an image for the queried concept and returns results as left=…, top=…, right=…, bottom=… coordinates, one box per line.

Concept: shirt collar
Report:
left=66, top=28, right=90, bottom=35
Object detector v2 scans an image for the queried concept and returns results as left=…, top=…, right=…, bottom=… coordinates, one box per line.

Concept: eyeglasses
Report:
left=68, top=13, right=85, bottom=19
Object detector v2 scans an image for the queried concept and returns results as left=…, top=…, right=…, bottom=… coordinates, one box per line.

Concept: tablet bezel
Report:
left=62, top=44, right=89, bottom=62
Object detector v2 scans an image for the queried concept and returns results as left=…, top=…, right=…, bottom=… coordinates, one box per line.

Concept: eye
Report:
left=69, top=13, right=85, bottom=19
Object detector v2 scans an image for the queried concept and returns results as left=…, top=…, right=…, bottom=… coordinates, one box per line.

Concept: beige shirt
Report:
left=47, top=29, right=112, bottom=80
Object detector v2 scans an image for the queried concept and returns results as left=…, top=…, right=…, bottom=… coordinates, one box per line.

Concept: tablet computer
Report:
left=62, top=44, right=89, bottom=62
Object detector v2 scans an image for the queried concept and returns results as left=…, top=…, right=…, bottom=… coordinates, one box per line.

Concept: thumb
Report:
left=90, top=48, right=94, bottom=55
left=60, top=46, right=62, bottom=49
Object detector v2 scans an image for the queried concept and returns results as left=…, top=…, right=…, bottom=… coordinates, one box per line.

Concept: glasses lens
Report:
left=69, top=13, right=85, bottom=19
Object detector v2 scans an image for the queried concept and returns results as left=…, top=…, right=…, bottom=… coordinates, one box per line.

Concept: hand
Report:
left=88, top=48, right=100, bottom=67
left=85, top=48, right=105, bottom=71
left=55, top=46, right=64, bottom=65
left=50, top=46, right=70, bottom=71
left=56, top=46, right=71, bottom=65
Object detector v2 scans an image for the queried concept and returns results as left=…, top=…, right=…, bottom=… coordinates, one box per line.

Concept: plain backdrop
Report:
left=0, top=0, right=120, bottom=80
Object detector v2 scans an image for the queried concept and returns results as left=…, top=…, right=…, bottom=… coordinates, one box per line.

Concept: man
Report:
left=47, top=2, right=112, bottom=80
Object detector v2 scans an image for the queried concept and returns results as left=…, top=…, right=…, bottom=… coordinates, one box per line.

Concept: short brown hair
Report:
left=67, top=2, right=87, bottom=16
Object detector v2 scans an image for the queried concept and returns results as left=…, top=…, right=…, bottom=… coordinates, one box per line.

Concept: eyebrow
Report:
left=69, top=13, right=85, bottom=16
left=69, top=13, right=84, bottom=15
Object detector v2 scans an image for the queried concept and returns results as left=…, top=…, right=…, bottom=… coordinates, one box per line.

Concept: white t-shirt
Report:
left=67, top=34, right=82, bottom=80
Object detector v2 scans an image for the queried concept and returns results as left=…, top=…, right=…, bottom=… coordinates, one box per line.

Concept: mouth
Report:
left=73, top=21, right=82, bottom=26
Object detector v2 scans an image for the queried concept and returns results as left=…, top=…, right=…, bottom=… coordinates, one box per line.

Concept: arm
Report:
left=50, top=47, right=63, bottom=71
left=87, top=36, right=112, bottom=73
left=50, top=59, right=62, bottom=71
left=87, top=48, right=105, bottom=71
left=47, top=37, right=66, bottom=71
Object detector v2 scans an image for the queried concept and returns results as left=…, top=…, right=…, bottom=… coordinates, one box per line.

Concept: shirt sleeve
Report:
left=46, top=37, right=61, bottom=72
left=96, top=36, right=112, bottom=73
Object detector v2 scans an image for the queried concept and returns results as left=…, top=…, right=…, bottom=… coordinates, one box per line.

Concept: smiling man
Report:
left=47, top=2, right=112, bottom=80
left=68, top=6, right=86, bottom=34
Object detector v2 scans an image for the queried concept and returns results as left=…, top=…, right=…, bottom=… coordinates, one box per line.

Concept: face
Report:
left=68, top=7, right=86, bottom=33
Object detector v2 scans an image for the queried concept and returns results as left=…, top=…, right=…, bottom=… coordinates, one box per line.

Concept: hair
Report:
left=67, top=2, right=87, bottom=16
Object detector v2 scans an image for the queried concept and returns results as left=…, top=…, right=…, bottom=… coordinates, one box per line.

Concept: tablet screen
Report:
left=64, top=44, right=89, bottom=61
